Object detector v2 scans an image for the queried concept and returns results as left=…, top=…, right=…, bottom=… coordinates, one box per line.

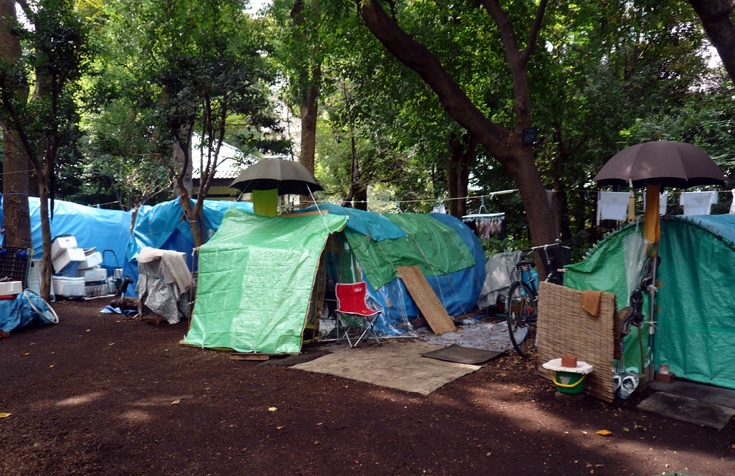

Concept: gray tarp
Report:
left=477, top=251, right=522, bottom=309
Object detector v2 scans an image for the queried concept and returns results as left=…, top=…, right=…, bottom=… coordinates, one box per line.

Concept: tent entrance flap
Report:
left=183, top=209, right=348, bottom=354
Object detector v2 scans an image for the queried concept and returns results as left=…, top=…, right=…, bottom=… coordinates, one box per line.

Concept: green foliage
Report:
left=82, top=0, right=283, bottom=205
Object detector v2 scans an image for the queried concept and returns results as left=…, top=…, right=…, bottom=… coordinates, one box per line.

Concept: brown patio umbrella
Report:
left=594, top=141, right=725, bottom=189
left=230, top=158, right=324, bottom=196
left=594, top=141, right=725, bottom=379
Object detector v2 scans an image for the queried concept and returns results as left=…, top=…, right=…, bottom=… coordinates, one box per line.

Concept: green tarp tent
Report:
left=564, top=215, right=735, bottom=390
left=183, top=209, right=347, bottom=354
left=183, top=205, right=486, bottom=354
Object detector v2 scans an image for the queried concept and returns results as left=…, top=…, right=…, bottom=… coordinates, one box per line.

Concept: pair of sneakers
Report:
left=613, top=369, right=640, bottom=399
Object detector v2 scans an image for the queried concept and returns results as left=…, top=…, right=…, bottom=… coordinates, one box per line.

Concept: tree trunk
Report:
left=291, top=0, right=321, bottom=207
left=688, top=0, right=735, bottom=83
left=0, top=0, right=31, bottom=250
left=358, top=0, right=558, bottom=248
left=447, top=133, right=476, bottom=219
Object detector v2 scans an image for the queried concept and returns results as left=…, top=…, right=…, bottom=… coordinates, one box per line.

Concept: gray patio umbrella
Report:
left=230, top=158, right=324, bottom=196
left=594, top=141, right=725, bottom=189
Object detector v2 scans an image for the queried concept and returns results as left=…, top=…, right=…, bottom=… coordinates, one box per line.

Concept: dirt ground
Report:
left=1, top=298, right=734, bottom=476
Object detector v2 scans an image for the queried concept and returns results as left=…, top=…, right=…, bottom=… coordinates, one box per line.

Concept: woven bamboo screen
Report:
left=536, top=281, right=619, bottom=403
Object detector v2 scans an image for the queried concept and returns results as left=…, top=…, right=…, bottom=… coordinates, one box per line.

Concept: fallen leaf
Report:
left=20, top=352, right=30, bottom=357
left=268, top=407, right=277, bottom=412
left=596, top=430, right=613, bottom=437
left=49, top=364, right=55, bottom=368
left=171, top=399, right=181, bottom=405
left=0, top=413, right=11, bottom=418
left=276, top=426, right=284, bottom=430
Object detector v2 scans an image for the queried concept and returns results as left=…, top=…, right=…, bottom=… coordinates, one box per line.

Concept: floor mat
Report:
left=637, top=392, right=735, bottom=430
left=421, top=344, right=504, bottom=364
left=291, top=340, right=481, bottom=395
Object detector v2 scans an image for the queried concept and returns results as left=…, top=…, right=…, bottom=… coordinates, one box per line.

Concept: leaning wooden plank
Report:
left=397, top=265, right=456, bottom=335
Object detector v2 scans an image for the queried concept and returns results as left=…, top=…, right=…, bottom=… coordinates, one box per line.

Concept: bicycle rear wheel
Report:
left=506, top=281, right=537, bottom=357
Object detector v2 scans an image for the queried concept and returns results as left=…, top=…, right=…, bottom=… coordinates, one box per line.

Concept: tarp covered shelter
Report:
left=184, top=205, right=487, bottom=354
left=564, top=214, right=735, bottom=390
left=122, top=198, right=253, bottom=295
left=0, top=195, right=132, bottom=265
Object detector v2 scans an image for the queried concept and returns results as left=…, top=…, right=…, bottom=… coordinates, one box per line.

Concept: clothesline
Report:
left=339, top=189, right=519, bottom=206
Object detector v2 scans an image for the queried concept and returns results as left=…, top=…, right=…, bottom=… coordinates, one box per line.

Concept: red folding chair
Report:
left=335, top=282, right=382, bottom=348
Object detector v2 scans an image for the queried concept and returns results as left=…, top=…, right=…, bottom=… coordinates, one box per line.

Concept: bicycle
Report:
left=506, top=241, right=570, bottom=357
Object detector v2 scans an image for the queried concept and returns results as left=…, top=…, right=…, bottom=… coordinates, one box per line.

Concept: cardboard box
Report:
left=52, top=276, right=85, bottom=297
left=0, top=280, right=22, bottom=295
left=77, top=267, right=107, bottom=283
left=53, top=247, right=86, bottom=273
left=51, top=235, right=78, bottom=260
left=77, top=251, right=103, bottom=270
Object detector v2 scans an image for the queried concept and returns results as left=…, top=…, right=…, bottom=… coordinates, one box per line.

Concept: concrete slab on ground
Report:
left=638, top=380, right=735, bottom=429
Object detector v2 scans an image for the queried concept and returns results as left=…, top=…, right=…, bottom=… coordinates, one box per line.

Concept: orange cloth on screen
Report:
left=581, top=290, right=603, bottom=317
left=644, top=185, right=660, bottom=244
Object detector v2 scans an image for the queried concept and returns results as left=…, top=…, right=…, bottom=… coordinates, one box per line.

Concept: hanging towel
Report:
left=642, top=191, right=668, bottom=216
left=581, top=290, right=603, bottom=317
left=680, top=191, right=717, bottom=215
left=597, top=191, right=629, bottom=224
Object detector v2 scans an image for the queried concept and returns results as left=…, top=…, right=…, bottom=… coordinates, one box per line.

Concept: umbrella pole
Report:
left=645, top=245, right=658, bottom=382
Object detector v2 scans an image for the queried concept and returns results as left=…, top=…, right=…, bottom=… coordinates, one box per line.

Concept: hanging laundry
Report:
left=462, top=212, right=505, bottom=240
left=432, top=203, right=446, bottom=214
left=730, top=190, right=735, bottom=214
left=642, top=191, right=668, bottom=216
left=680, top=191, right=717, bottom=216
left=597, top=191, right=629, bottom=225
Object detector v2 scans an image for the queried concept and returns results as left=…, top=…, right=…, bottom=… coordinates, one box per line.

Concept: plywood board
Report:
left=397, top=266, right=456, bottom=335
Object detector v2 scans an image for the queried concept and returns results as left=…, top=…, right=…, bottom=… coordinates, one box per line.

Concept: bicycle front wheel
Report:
left=506, top=281, right=537, bottom=357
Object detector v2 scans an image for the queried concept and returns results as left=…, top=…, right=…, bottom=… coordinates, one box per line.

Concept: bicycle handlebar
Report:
left=521, top=240, right=570, bottom=254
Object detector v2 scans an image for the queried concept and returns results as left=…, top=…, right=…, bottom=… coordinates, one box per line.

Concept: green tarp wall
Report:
left=183, top=209, right=347, bottom=354
left=565, top=216, right=735, bottom=389
left=345, top=213, right=475, bottom=289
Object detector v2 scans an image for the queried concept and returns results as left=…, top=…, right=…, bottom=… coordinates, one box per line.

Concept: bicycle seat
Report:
left=515, top=260, right=536, bottom=270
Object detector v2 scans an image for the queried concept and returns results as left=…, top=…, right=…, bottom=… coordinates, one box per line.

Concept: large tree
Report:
left=0, top=0, right=30, bottom=249
left=98, top=0, right=282, bottom=246
left=357, top=0, right=558, bottom=247
left=688, top=0, right=735, bottom=82
left=0, top=0, right=92, bottom=300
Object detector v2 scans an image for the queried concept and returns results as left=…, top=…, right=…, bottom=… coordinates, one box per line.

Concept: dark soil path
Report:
left=1, top=298, right=733, bottom=475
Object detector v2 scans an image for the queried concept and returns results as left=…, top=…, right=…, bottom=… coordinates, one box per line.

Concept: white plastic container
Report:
left=51, top=276, right=85, bottom=297
left=0, top=280, right=22, bottom=295
left=77, top=251, right=103, bottom=270
left=84, top=283, right=108, bottom=298
left=77, top=267, right=107, bottom=283
left=51, top=235, right=78, bottom=260
left=52, top=247, right=86, bottom=273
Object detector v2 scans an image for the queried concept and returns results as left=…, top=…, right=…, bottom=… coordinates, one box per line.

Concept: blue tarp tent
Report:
left=0, top=195, right=132, bottom=268
left=122, top=198, right=253, bottom=295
